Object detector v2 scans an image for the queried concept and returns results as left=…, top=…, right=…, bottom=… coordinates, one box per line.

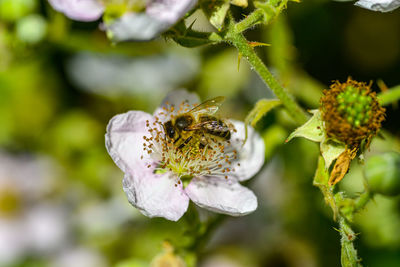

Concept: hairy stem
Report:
left=235, top=9, right=265, bottom=33
left=339, top=217, right=362, bottom=267
left=225, top=15, right=308, bottom=124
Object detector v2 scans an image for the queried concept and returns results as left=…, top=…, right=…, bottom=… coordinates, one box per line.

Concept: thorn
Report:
left=377, top=79, right=388, bottom=93
left=185, top=19, right=197, bottom=34
left=248, top=41, right=271, bottom=48
left=237, top=52, right=242, bottom=72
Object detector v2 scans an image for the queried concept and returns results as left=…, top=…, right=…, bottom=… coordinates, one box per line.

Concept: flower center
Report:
left=336, top=86, right=372, bottom=128
left=141, top=101, right=239, bottom=183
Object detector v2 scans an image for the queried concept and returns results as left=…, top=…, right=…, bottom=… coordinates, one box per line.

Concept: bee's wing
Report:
left=184, top=121, right=210, bottom=131
left=188, top=96, right=225, bottom=117
left=185, top=120, right=229, bottom=132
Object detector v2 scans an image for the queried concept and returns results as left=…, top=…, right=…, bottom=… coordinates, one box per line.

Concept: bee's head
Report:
left=163, top=120, right=177, bottom=139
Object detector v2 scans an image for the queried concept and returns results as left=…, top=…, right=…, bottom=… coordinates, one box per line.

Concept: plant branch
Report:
left=235, top=9, right=265, bottom=33
left=225, top=15, right=308, bottom=124
left=378, top=85, right=400, bottom=106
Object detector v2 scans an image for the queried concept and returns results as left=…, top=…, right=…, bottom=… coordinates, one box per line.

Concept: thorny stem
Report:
left=236, top=0, right=290, bottom=33
left=225, top=14, right=308, bottom=125
left=314, top=156, right=369, bottom=267
left=235, top=8, right=265, bottom=33
left=339, top=217, right=362, bottom=267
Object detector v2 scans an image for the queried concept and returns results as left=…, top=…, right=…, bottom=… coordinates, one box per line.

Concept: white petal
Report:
left=105, top=12, right=166, bottom=42
left=105, top=111, right=155, bottom=172
left=48, top=0, right=104, bottom=21
left=123, top=171, right=189, bottom=221
left=355, top=0, right=400, bottom=12
left=147, top=0, right=198, bottom=25
left=229, top=120, right=265, bottom=181
left=185, top=176, right=257, bottom=216
left=153, top=89, right=200, bottom=121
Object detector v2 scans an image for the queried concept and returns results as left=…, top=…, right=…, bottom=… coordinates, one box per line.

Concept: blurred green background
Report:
left=0, top=0, right=399, bottom=266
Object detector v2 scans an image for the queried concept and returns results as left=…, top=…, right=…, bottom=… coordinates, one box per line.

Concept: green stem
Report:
left=354, top=191, right=371, bottom=213
left=339, top=217, right=362, bottom=267
left=235, top=9, right=265, bottom=33
left=235, top=0, right=290, bottom=33
left=191, top=215, right=225, bottom=252
left=225, top=15, right=308, bottom=124
left=378, top=85, right=400, bottom=106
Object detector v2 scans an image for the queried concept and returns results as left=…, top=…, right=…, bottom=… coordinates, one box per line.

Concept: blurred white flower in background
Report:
left=0, top=152, right=70, bottom=265
left=67, top=52, right=200, bottom=98
left=47, top=0, right=198, bottom=41
left=76, top=195, right=139, bottom=237
left=48, top=0, right=104, bottom=21
left=52, top=247, right=107, bottom=267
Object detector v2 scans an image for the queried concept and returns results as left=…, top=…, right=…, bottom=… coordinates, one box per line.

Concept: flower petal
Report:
left=105, top=111, right=155, bottom=172
left=153, top=89, right=200, bottom=120
left=355, top=0, right=400, bottom=12
left=105, top=0, right=197, bottom=41
left=146, top=0, right=198, bottom=25
left=185, top=176, right=257, bottom=216
left=105, top=12, right=166, bottom=42
left=48, top=0, right=104, bottom=21
left=229, top=120, right=265, bottom=181
left=123, top=171, right=189, bottom=221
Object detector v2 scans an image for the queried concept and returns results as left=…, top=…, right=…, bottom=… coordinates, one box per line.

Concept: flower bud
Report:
left=365, top=152, right=400, bottom=196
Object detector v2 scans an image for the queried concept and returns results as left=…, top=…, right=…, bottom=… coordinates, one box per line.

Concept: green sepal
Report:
left=320, top=138, right=346, bottom=169
left=313, top=156, right=338, bottom=219
left=167, top=22, right=222, bottom=48
left=286, top=109, right=324, bottom=143
left=201, top=0, right=230, bottom=30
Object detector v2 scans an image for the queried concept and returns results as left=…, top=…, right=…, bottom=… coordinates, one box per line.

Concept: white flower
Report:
left=105, top=0, right=197, bottom=41
left=105, top=90, right=265, bottom=221
left=355, top=0, right=400, bottom=12
left=47, top=0, right=198, bottom=41
left=48, top=0, right=104, bottom=21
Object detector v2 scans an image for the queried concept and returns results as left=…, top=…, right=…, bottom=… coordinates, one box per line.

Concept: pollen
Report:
left=140, top=101, right=237, bottom=182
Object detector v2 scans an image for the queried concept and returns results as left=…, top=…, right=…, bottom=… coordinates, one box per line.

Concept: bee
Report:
left=163, top=96, right=231, bottom=150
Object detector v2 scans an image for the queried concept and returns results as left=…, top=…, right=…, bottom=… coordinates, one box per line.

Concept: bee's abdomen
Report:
left=202, top=119, right=231, bottom=140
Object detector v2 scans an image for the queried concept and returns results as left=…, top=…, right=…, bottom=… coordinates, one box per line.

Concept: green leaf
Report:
left=201, top=0, right=230, bottom=30
left=286, top=109, right=324, bottom=143
left=320, top=138, right=346, bottom=169
left=244, top=99, right=281, bottom=143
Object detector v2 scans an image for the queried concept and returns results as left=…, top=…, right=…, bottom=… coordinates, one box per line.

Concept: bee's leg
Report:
left=173, top=135, right=181, bottom=144
left=199, top=135, right=207, bottom=149
left=178, top=136, right=193, bottom=150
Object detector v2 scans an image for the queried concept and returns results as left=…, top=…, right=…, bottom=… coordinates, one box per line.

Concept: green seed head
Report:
left=320, top=78, right=386, bottom=147
left=336, top=87, right=372, bottom=128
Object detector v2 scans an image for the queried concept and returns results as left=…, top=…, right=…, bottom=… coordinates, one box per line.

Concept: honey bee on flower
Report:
left=105, top=90, right=265, bottom=221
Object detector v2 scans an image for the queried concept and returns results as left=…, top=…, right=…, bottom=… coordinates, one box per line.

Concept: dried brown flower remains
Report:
left=320, top=78, right=385, bottom=185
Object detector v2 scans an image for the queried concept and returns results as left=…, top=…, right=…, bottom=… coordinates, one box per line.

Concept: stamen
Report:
left=140, top=101, right=239, bottom=180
